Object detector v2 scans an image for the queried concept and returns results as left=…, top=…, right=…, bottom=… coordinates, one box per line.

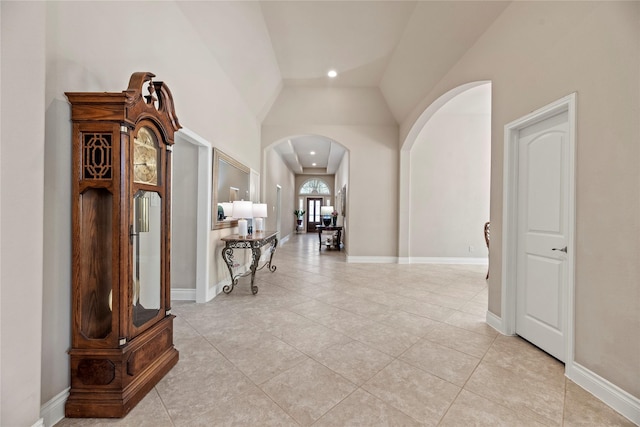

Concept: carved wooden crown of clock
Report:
left=65, top=72, right=181, bottom=418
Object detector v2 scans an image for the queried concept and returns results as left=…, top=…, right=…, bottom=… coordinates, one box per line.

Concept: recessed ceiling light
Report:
left=327, top=70, right=337, bottom=78
left=310, top=151, right=316, bottom=155
left=312, top=163, right=317, bottom=166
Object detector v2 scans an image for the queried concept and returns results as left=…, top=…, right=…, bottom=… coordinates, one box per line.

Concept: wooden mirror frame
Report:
left=212, top=149, right=250, bottom=230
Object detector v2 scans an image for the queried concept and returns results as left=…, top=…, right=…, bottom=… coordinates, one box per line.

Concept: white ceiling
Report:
left=177, top=1, right=509, bottom=174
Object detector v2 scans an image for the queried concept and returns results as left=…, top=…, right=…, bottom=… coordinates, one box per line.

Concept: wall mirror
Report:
left=212, top=149, right=250, bottom=230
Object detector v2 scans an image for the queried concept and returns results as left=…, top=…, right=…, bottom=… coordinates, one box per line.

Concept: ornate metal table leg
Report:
left=267, top=238, right=278, bottom=272
left=250, top=246, right=261, bottom=295
left=221, top=246, right=236, bottom=293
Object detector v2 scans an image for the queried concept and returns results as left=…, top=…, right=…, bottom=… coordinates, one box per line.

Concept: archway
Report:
left=399, top=81, right=491, bottom=263
left=262, top=134, right=349, bottom=247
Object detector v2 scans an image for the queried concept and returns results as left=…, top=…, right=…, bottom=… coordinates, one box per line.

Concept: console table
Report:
left=316, top=225, right=343, bottom=251
left=221, top=231, right=278, bottom=295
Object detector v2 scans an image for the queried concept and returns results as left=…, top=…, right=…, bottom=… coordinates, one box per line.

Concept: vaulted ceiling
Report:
left=177, top=1, right=509, bottom=173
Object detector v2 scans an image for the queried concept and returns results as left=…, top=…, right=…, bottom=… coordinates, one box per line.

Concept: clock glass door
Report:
left=132, top=190, right=161, bottom=327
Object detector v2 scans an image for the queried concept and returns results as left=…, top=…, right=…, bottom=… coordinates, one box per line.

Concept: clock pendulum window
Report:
left=65, top=72, right=180, bottom=418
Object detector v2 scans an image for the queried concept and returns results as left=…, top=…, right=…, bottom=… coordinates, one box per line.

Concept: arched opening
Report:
left=262, top=134, right=349, bottom=248
left=399, top=81, right=491, bottom=263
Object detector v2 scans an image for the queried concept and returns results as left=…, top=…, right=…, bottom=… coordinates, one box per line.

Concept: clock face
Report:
left=133, top=127, right=158, bottom=185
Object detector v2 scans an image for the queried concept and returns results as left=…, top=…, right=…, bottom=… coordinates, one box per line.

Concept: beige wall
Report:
left=172, top=140, right=199, bottom=291
left=263, top=147, right=296, bottom=240
left=401, top=1, right=640, bottom=399
left=1, top=3, right=46, bottom=426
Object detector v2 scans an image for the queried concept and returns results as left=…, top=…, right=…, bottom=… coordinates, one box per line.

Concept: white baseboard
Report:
left=279, top=233, right=291, bottom=246
left=209, top=281, right=227, bottom=301
left=40, top=387, right=68, bottom=427
left=408, top=257, right=488, bottom=265
left=347, top=256, right=398, bottom=263
left=566, top=362, right=640, bottom=425
left=171, top=287, right=196, bottom=301
left=485, top=310, right=508, bottom=335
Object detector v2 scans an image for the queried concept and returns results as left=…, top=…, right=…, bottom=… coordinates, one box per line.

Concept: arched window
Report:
left=299, top=178, right=330, bottom=195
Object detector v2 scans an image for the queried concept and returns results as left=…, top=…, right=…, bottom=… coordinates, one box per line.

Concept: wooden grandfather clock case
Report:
left=65, top=72, right=180, bottom=418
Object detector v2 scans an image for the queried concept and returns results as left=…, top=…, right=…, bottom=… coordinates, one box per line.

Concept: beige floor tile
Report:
left=261, top=358, right=356, bottom=426
left=319, top=292, right=392, bottom=318
left=214, top=331, right=309, bottom=384
left=347, top=321, right=421, bottom=357
left=296, top=303, right=375, bottom=336
left=199, top=318, right=266, bottom=355
left=421, top=291, right=469, bottom=310
left=423, top=322, right=495, bottom=358
left=482, top=334, right=565, bottom=387
left=155, top=339, right=256, bottom=412
left=362, top=360, right=460, bottom=426
left=278, top=322, right=352, bottom=355
left=374, top=308, right=437, bottom=337
left=464, top=361, right=565, bottom=425
left=459, top=300, right=488, bottom=317
left=444, top=310, right=498, bottom=337
left=314, top=388, right=422, bottom=426
left=400, top=338, right=480, bottom=386
left=563, top=380, right=637, bottom=426
left=252, top=308, right=318, bottom=337
left=313, top=340, right=394, bottom=385
left=174, top=385, right=298, bottom=427
left=398, top=298, right=455, bottom=321
left=289, top=299, right=346, bottom=319
left=365, top=291, right=419, bottom=309
left=440, top=389, right=547, bottom=426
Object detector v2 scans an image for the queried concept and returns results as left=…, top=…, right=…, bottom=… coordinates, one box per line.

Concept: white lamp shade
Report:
left=320, top=206, right=334, bottom=216
left=232, top=201, right=253, bottom=219
left=221, top=202, right=233, bottom=217
left=252, top=203, right=268, bottom=218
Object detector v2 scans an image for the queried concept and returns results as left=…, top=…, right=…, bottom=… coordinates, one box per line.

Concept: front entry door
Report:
left=306, top=198, right=322, bottom=232
left=516, top=110, right=570, bottom=362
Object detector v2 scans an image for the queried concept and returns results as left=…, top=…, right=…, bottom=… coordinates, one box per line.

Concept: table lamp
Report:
left=253, top=203, right=268, bottom=233
left=232, top=200, right=253, bottom=237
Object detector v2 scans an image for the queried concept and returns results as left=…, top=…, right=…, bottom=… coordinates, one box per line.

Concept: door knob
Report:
left=552, top=246, right=568, bottom=253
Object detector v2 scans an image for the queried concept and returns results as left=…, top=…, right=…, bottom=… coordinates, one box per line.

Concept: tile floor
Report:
left=57, top=233, right=634, bottom=426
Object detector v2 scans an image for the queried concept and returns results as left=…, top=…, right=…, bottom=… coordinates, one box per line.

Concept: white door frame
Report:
left=174, top=128, right=213, bottom=303
left=501, top=93, right=576, bottom=364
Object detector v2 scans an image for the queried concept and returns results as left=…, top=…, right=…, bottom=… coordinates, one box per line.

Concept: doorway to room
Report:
left=306, top=197, right=323, bottom=232
left=402, top=81, right=492, bottom=263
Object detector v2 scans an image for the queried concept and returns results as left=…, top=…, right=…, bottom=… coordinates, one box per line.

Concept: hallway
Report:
left=57, top=233, right=632, bottom=426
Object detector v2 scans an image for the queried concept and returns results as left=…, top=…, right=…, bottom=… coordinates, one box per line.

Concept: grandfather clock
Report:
left=65, top=72, right=180, bottom=418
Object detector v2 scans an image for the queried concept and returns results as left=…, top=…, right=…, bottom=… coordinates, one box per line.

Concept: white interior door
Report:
left=516, top=110, right=569, bottom=361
